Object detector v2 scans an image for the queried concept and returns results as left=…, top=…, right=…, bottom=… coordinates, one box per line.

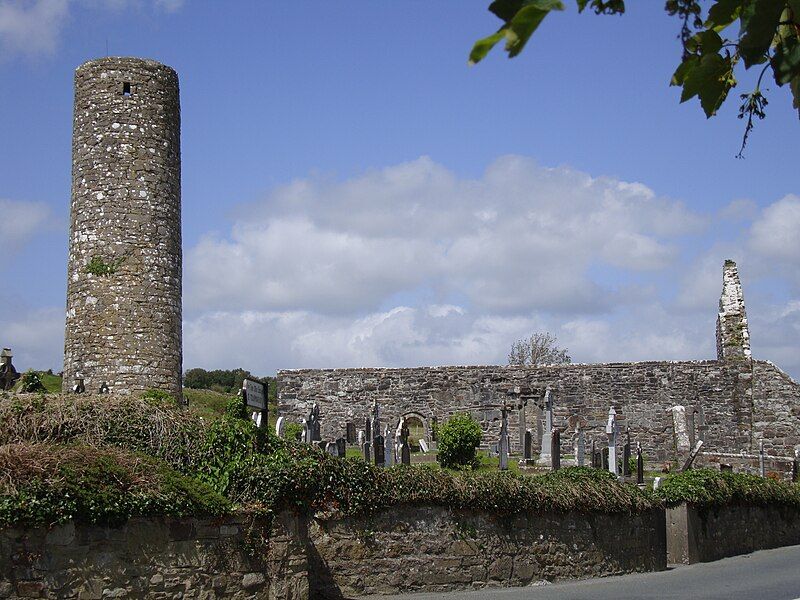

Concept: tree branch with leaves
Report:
left=508, top=332, right=572, bottom=366
left=470, top=0, right=800, bottom=156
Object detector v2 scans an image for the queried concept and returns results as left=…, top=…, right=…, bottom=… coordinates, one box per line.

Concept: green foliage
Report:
left=225, top=395, right=249, bottom=420
left=183, top=367, right=275, bottom=398
left=140, top=388, right=176, bottom=406
left=85, top=255, right=123, bottom=276
left=19, top=370, right=46, bottom=393
left=471, top=0, right=800, bottom=155
left=437, top=413, right=483, bottom=469
left=0, top=443, right=229, bottom=527
left=184, top=387, right=234, bottom=421
left=656, top=468, right=800, bottom=508
left=284, top=422, right=303, bottom=442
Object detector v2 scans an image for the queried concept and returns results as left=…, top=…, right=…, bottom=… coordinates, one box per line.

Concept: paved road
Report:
left=363, top=545, right=800, bottom=600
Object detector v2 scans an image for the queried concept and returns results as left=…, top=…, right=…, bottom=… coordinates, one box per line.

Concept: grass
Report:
left=184, top=388, right=233, bottom=421
left=38, top=372, right=62, bottom=393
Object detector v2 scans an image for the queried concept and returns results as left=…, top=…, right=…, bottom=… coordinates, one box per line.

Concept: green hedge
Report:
left=656, top=469, right=800, bottom=509
left=0, top=443, right=230, bottom=527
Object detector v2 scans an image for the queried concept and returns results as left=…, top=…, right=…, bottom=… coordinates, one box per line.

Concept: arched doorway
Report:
left=400, top=412, right=427, bottom=453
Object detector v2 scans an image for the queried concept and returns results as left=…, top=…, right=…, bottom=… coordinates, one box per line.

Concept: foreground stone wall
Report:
left=308, top=505, right=666, bottom=598
left=0, top=506, right=665, bottom=599
left=277, top=359, right=800, bottom=462
left=0, top=513, right=307, bottom=599
left=666, top=502, right=800, bottom=564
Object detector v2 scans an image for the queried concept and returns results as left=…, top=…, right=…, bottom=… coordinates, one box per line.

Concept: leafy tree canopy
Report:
left=508, top=332, right=572, bottom=366
left=470, top=0, right=800, bottom=156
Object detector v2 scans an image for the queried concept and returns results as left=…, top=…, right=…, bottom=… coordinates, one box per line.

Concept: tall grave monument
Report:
left=63, top=57, right=182, bottom=399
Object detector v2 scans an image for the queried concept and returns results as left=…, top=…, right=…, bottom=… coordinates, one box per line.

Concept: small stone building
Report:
left=278, top=261, right=800, bottom=467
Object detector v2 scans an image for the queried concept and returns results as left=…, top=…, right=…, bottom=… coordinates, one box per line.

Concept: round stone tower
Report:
left=63, top=57, right=182, bottom=398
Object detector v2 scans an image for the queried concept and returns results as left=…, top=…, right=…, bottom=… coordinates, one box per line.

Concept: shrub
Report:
left=140, top=388, right=176, bottom=405
left=0, top=442, right=229, bottom=527
left=284, top=422, right=303, bottom=442
left=656, top=468, right=800, bottom=509
left=19, top=370, right=46, bottom=393
left=437, top=413, right=482, bottom=469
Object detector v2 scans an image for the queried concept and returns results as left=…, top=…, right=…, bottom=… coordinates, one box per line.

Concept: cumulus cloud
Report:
left=0, top=198, right=50, bottom=257
left=748, top=195, right=800, bottom=267
left=187, top=156, right=703, bottom=317
left=0, top=0, right=184, bottom=58
left=0, top=306, right=64, bottom=371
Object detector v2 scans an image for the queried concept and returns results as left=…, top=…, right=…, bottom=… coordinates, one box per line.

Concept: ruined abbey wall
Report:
left=278, top=359, right=800, bottom=462
left=63, top=57, right=182, bottom=398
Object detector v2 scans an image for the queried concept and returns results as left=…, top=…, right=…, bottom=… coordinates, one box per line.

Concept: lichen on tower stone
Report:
left=716, top=259, right=751, bottom=361
left=63, top=57, right=182, bottom=398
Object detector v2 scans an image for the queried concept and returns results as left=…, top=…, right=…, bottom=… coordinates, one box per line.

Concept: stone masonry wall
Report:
left=0, top=513, right=307, bottom=600
left=278, top=360, right=777, bottom=462
left=63, top=57, right=182, bottom=399
left=0, top=507, right=665, bottom=599
left=716, top=260, right=751, bottom=361
left=308, top=505, right=666, bottom=598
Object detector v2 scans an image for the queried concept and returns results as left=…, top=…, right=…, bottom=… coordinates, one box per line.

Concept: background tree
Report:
left=469, top=0, right=800, bottom=156
left=508, top=332, right=572, bottom=366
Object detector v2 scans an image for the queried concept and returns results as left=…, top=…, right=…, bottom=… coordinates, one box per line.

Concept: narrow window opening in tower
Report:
left=123, top=82, right=131, bottom=96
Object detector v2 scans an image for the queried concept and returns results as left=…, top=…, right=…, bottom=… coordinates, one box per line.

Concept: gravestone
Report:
left=539, top=388, right=553, bottom=466
left=362, top=441, right=371, bottom=462
left=365, top=417, right=372, bottom=443
left=325, top=442, right=337, bottom=456
left=99, top=382, right=110, bottom=394
left=430, top=416, right=438, bottom=442
left=384, top=425, right=394, bottom=465
left=606, top=406, right=619, bottom=477
left=488, top=443, right=499, bottom=458
left=524, top=430, right=532, bottom=460
left=680, top=440, right=704, bottom=472
left=371, top=400, right=381, bottom=445
left=602, top=447, right=609, bottom=471
left=399, top=418, right=411, bottom=465
left=275, top=416, right=285, bottom=438
left=759, top=439, right=766, bottom=477
left=499, top=405, right=510, bottom=471
left=551, top=429, right=561, bottom=471
left=671, top=405, right=691, bottom=462
left=358, top=430, right=365, bottom=446
left=575, top=429, right=585, bottom=467
left=346, top=422, right=356, bottom=444
left=419, top=438, right=429, bottom=453
left=720, top=463, right=733, bottom=472
left=73, top=377, right=85, bottom=394
left=302, top=419, right=311, bottom=444
left=591, top=440, right=600, bottom=469
left=794, top=454, right=799, bottom=483
left=336, top=437, right=346, bottom=458
left=374, top=435, right=385, bottom=467
left=623, top=429, right=631, bottom=477
left=308, top=404, right=321, bottom=442
left=636, top=442, right=644, bottom=485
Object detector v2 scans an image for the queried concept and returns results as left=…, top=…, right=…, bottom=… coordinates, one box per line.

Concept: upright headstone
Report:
left=575, top=429, right=585, bottom=467
left=302, top=419, right=311, bottom=444
left=551, top=429, right=561, bottom=471
left=539, top=388, right=554, bottom=466
left=671, top=405, right=691, bottom=462
left=623, top=428, right=631, bottom=477
left=275, top=416, right=285, bottom=438
left=384, top=425, right=394, bottom=466
left=499, top=405, right=510, bottom=471
left=308, top=404, right=321, bottom=442
left=365, top=417, right=372, bottom=443
left=357, top=430, right=365, bottom=447
left=362, top=441, right=371, bottom=462
left=371, top=400, right=381, bottom=445
left=374, top=435, right=385, bottom=467
left=591, top=440, right=600, bottom=469
left=524, top=430, right=533, bottom=460
left=399, top=418, right=411, bottom=465
left=636, top=442, right=644, bottom=485
left=601, top=447, right=609, bottom=471
left=325, top=442, right=337, bottom=456
left=346, top=422, right=356, bottom=445
left=606, top=406, right=619, bottom=477
left=759, top=439, right=766, bottom=477
left=98, top=382, right=110, bottom=394
left=336, top=437, right=346, bottom=458
left=419, top=439, right=429, bottom=453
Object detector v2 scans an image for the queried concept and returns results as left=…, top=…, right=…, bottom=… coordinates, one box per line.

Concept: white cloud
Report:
left=0, top=0, right=184, bottom=58
left=0, top=198, right=50, bottom=257
left=187, top=156, right=702, bottom=317
left=748, top=194, right=800, bottom=266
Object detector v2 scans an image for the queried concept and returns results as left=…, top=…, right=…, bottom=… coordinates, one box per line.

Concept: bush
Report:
left=656, top=468, right=800, bottom=509
left=284, top=422, right=303, bottom=442
left=19, top=370, right=46, bottom=393
left=0, top=442, right=229, bottom=527
left=437, top=413, right=482, bottom=469
left=140, top=388, right=176, bottom=405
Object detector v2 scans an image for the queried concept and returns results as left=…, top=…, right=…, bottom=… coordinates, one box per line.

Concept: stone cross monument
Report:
left=716, top=259, right=751, bottom=361
left=63, top=57, right=182, bottom=399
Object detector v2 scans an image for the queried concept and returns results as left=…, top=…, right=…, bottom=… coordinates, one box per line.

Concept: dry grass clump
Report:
left=0, top=394, right=207, bottom=471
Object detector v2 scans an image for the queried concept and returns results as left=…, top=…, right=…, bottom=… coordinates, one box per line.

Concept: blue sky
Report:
left=1, top=1, right=798, bottom=379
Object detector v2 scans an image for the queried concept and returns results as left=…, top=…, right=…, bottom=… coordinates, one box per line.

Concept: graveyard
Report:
left=1, top=20, right=800, bottom=599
